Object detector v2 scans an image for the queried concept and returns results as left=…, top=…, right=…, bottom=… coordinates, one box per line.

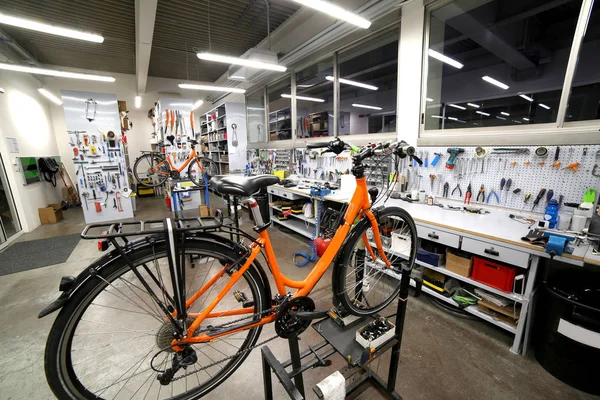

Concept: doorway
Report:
left=0, top=153, right=21, bottom=244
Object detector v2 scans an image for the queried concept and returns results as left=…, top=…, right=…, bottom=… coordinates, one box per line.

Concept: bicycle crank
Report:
left=275, top=296, right=320, bottom=338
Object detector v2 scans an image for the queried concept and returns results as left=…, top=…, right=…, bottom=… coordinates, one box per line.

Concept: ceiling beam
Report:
left=135, top=0, right=158, bottom=94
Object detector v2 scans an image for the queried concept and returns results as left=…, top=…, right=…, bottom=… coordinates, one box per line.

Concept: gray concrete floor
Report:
left=0, top=195, right=596, bottom=399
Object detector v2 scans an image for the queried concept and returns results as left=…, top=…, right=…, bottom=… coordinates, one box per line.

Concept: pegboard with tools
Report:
left=294, top=148, right=353, bottom=182
left=407, top=145, right=600, bottom=211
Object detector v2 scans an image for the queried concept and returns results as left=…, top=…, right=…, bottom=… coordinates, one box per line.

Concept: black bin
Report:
left=534, top=269, right=600, bottom=395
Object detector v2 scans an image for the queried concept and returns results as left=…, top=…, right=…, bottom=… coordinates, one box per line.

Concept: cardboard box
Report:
left=446, top=250, right=473, bottom=277
left=39, top=203, right=63, bottom=224
left=199, top=205, right=213, bottom=217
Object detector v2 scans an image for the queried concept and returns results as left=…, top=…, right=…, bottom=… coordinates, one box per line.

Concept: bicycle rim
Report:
left=188, top=158, right=218, bottom=187
left=335, top=207, right=417, bottom=316
left=134, top=154, right=169, bottom=187
left=46, top=243, right=265, bottom=399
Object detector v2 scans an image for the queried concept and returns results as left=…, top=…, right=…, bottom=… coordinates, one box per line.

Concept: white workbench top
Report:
left=271, top=184, right=591, bottom=265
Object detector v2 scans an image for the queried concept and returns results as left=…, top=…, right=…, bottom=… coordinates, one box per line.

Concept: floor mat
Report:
left=0, top=234, right=81, bottom=276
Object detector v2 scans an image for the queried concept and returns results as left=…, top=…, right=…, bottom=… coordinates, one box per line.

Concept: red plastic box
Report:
left=471, top=256, right=517, bottom=293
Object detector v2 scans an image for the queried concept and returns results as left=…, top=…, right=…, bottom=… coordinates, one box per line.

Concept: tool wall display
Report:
left=61, top=90, right=133, bottom=223
left=402, top=145, right=600, bottom=211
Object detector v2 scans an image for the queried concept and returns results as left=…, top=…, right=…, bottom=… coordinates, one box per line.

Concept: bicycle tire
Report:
left=44, top=239, right=268, bottom=399
left=333, top=206, right=418, bottom=316
left=133, top=153, right=170, bottom=187
left=188, top=158, right=219, bottom=188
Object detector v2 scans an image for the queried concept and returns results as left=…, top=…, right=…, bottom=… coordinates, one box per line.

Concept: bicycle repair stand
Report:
left=261, top=267, right=411, bottom=400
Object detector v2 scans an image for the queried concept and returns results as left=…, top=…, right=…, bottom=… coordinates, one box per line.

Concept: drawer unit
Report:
left=268, top=187, right=304, bottom=201
left=461, top=237, right=530, bottom=269
left=416, top=224, right=460, bottom=248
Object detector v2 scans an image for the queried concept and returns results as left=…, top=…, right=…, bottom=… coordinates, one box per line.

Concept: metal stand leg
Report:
left=387, top=267, right=411, bottom=392
left=288, top=335, right=305, bottom=398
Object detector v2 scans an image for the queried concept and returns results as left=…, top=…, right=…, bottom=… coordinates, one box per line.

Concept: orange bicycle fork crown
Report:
left=173, top=175, right=392, bottom=345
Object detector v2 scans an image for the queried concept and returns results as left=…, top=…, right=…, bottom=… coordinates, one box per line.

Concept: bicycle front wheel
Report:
left=44, top=239, right=268, bottom=399
left=333, top=206, right=418, bottom=316
left=188, top=158, right=219, bottom=187
left=133, top=153, right=170, bottom=187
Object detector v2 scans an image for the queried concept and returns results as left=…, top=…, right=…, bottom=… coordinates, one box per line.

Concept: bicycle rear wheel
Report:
left=133, top=153, right=170, bottom=187
left=333, top=207, right=418, bottom=316
left=44, top=240, right=268, bottom=399
left=188, top=158, right=219, bottom=188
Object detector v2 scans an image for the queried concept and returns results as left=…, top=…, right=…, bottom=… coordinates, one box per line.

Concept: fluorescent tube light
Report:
left=291, top=0, right=371, bottom=29
left=325, top=76, right=377, bottom=90
left=0, top=13, right=104, bottom=43
left=38, top=88, right=62, bottom=105
left=428, top=49, right=464, bottom=69
left=448, top=117, right=458, bottom=121
left=448, top=104, right=466, bottom=110
left=426, top=98, right=434, bottom=102
left=297, top=84, right=314, bottom=88
left=192, top=100, right=204, bottom=110
left=352, top=103, right=382, bottom=110
left=513, top=120, right=522, bottom=124
left=230, top=75, right=245, bottom=80
left=197, top=52, right=286, bottom=72
left=496, top=116, right=507, bottom=120
left=523, top=117, right=530, bottom=121
left=135, top=95, right=141, bottom=109
left=482, top=76, right=509, bottom=90
left=179, top=83, right=246, bottom=93
left=476, top=111, right=490, bottom=116
left=467, top=103, right=480, bottom=108
left=281, top=94, right=324, bottom=102
left=0, top=62, right=115, bottom=82
left=519, top=94, right=533, bottom=102
left=431, top=115, right=444, bottom=119
left=501, top=112, right=510, bottom=116
left=0, top=87, right=4, bottom=94
left=539, top=103, right=551, bottom=110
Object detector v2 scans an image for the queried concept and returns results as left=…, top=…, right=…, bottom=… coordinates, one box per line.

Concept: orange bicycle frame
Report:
left=178, top=175, right=392, bottom=345
left=151, top=147, right=204, bottom=175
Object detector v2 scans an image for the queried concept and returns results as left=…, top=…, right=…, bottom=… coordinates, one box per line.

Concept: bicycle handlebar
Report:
left=304, top=138, right=420, bottom=164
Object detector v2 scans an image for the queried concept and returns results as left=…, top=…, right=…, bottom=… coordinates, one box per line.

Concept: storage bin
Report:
left=417, top=248, right=445, bottom=267
left=446, top=250, right=473, bottom=277
left=471, top=256, right=516, bottom=293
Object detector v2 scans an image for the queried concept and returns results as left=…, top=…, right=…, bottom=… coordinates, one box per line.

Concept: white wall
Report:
left=0, top=69, right=62, bottom=232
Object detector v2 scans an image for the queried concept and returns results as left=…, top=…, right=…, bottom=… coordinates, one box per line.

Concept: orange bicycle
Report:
left=40, top=139, right=421, bottom=399
left=133, top=138, right=219, bottom=188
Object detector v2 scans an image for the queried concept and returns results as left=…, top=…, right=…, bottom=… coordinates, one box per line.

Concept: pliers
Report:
left=487, top=188, right=500, bottom=204
left=476, top=184, right=485, bottom=202
left=464, top=183, right=472, bottom=205
left=443, top=182, right=449, bottom=198
left=452, top=183, right=462, bottom=197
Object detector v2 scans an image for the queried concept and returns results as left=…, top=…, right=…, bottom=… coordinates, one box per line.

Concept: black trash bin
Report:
left=534, top=269, right=600, bottom=395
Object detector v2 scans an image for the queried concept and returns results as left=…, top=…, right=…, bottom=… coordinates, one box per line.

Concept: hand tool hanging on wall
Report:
left=476, top=185, right=485, bottom=203
left=531, top=188, right=547, bottom=211
left=491, top=148, right=530, bottom=154
left=81, top=192, right=89, bottom=210
left=115, top=192, right=123, bottom=212
left=445, top=148, right=464, bottom=169
left=486, top=187, right=499, bottom=204
left=231, top=123, right=239, bottom=147
left=431, top=152, right=442, bottom=167
left=94, top=202, right=102, bottom=212
left=464, top=183, right=472, bottom=205
left=85, top=98, right=97, bottom=121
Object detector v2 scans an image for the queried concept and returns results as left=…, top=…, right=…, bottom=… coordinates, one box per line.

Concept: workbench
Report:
left=267, top=184, right=597, bottom=355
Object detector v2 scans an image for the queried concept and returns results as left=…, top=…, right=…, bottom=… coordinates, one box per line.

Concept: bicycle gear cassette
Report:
left=274, top=296, right=315, bottom=338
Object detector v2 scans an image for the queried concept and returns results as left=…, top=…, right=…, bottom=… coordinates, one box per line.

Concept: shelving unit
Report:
left=271, top=217, right=314, bottom=239
left=269, top=107, right=292, bottom=141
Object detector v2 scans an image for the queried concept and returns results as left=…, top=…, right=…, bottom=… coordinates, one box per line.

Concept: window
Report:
left=338, top=31, right=398, bottom=135
left=566, top=1, right=600, bottom=122
left=295, top=58, right=334, bottom=138
left=267, top=77, right=292, bottom=141
left=425, top=0, right=582, bottom=130
left=246, top=90, right=266, bottom=143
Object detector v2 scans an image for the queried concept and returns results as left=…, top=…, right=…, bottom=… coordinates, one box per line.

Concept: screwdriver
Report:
left=504, top=178, right=512, bottom=204
left=531, top=188, right=547, bottom=211
left=546, top=189, right=554, bottom=203
left=500, top=178, right=506, bottom=203
left=520, top=193, right=532, bottom=211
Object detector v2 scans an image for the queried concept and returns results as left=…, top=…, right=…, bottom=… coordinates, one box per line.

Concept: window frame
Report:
left=419, top=0, right=600, bottom=144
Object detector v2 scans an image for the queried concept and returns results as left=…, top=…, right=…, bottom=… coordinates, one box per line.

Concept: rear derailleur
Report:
left=157, top=346, right=197, bottom=385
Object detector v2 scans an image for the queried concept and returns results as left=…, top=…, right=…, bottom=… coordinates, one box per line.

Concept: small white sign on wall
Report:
left=6, top=137, right=19, bottom=153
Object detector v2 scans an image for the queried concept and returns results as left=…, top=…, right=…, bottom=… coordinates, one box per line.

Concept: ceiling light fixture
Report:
left=192, top=100, right=204, bottom=110
left=297, top=84, right=314, bottom=88
left=431, top=115, right=444, bottom=119
left=523, top=118, right=530, bottom=121
left=513, top=120, right=522, bottom=124
left=325, top=76, right=377, bottom=90
left=426, top=98, right=434, bottom=102
left=476, top=111, right=490, bottom=116
left=281, top=94, right=324, bottom=102
left=501, top=112, right=510, bottom=116
left=197, top=52, right=286, bottom=72
left=38, top=88, right=62, bottom=105
left=0, top=62, right=115, bottom=82
left=352, top=103, right=382, bottom=110
left=135, top=95, right=141, bottom=109
left=467, top=103, right=480, bottom=108
left=0, top=13, right=104, bottom=43
left=539, top=103, right=551, bottom=110
left=290, top=0, right=371, bottom=29
left=428, top=49, right=464, bottom=69
left=179, top=83, right=246, bottom=93
left=448, top=117, right=458, bottom=121
left=519, top=94, right=534, bottom=102
left=496, top=116, right=507, bottom=120
left=448, top=104, right=466, bottom=110
left=482, top=76, right=509, bottom=90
